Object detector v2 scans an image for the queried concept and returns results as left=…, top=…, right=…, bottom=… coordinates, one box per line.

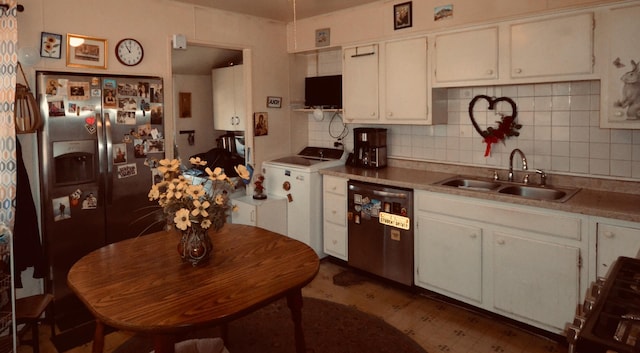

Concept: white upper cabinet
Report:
left=212, top=65, right=245, bottom=131
left=342, top=38, right=445, bottom=125
left=431, top=12, right=594, bottom=87
left=384, top=37, right=429, bottom=122
left=342, top=44, right=379, bottom=122
left=434, top=27, right=499, bottom=84
left=510, top=13, right=594, bottom=79
left=601, top=3, right=640, bottom=128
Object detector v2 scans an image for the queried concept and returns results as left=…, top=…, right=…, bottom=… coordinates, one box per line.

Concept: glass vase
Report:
left=177, top=227, right=212, bottom=266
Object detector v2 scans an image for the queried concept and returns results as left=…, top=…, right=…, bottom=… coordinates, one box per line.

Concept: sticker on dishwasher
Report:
left=379, top=212, right=410, bottom=230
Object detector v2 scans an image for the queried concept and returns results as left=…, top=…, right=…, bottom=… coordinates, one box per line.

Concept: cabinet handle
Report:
left=332, top=239, right=338, bottom=245
left=514, top=68, right=523, bottom=74
left=388, top=111, right=393, bottom=117
left=251, top=210, right=255, bottom=222
left=486, top=69, right=494, bottom=75
left=469, top=233, right=477, bottom=239
left=370, top=112, right=376, bottom=117
left=603, top=231, right=615, bottom=238
left=497, top=239, right=505, bottom=245
left=614, top=111, right=624, bottom=117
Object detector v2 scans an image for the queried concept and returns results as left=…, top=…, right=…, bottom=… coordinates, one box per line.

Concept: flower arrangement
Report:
left=148, top=157, right=250, bottom=234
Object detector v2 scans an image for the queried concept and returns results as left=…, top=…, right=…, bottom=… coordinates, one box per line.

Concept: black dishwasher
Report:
left=347, top=181, right=413, bottom=286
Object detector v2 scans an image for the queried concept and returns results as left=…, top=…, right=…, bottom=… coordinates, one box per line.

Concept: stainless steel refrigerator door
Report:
left=102, top=76, right=165, bottom=244
left=37, top=72, right=107, bottom=327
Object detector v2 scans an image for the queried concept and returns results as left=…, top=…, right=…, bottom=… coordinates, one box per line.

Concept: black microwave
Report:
left=305, top=75, right=342, bottom=109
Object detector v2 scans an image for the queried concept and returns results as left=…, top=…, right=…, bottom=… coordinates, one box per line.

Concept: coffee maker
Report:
left=352, top=128, right=387, bottom=168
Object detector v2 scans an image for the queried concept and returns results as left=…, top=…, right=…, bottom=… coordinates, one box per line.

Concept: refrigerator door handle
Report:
left=104, top=111, right=114, bottom=204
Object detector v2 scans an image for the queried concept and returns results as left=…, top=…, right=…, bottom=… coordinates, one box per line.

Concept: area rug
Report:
left=112, top=297, right=427, bottom=353
left=332, top=269, right=369, bottom=287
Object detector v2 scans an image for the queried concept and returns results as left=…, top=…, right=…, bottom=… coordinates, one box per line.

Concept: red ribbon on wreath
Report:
left=468, top=95, right=522, bottom=157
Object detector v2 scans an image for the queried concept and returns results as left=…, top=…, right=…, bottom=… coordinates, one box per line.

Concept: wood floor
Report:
left=19, top=260, right=569, bottom=353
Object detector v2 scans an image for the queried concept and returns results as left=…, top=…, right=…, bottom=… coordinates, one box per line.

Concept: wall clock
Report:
left=115, top=38, right=144, bottom=66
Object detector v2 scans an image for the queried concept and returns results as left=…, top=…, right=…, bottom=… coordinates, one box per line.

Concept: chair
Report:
left=14, top=293, right=55, bottom=353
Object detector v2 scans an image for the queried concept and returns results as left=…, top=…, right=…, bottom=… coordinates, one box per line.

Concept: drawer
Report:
left=324, top=221, right=347, bottom=260
left=323, top=175, right=347, bottom=196
left=324, top=192, right=347, bottom=226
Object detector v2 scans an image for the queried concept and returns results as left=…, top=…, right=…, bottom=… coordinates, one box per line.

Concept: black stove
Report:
left=568, top=256, right=640, bottom=352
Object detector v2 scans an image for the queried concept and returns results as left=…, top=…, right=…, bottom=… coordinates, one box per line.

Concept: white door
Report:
left=212, top=66, right=236, bottom=130
left=343, top=44, right=379, bottom=121
left=434, top=27, right=498, bottom=83
left=415, top=215, right=483, bottom=303
left=492, top=232, right=580, bottom=330
left=384, top=38, right=428, bottom=121
left=597, top=223, right=640, bottom=277
left=510, top=13, right=593, bottom=78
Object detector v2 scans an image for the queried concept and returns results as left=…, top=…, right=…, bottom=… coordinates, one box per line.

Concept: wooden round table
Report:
left=67, top=224, right=320, bottom=353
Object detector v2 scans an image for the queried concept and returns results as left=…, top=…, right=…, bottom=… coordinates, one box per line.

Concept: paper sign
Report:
left=379, top=212, right=410, bottom=230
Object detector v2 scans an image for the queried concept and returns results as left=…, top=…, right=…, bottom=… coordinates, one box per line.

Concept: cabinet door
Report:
left=510, top=13, right=593, bottom=79
left=492, top=232, right=580, bottom=331
left=602, top=4, right=640, bottom=128
left=231, top=199, right=256, bottom=226
left=415, top=215, right=482, bottom=303
left=212, top=65, right=244, bottom=131
left=343, top=45, right=379, bottom=122
left=384, top=38, right=428, bottom=121
left=232, top=65, right=246, bottom=131
left=597, top=223, right=640, bottom=278
left=434, top=27, right=498, bottom=84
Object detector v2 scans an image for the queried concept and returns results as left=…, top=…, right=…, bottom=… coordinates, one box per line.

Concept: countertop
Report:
left=320, top=162, right=640, bottom=224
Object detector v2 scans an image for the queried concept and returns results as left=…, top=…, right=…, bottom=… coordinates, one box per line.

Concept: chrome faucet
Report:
left=508, top=148, right=528, bottom=182
left=535, top=169, right=547, bottom=186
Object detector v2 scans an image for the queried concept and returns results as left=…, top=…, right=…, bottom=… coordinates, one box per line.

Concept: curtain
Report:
left=0, top=1, right=17, bottom=229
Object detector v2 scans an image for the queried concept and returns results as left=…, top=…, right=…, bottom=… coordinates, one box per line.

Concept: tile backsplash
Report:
left=308, top=80, right=640, bottom=181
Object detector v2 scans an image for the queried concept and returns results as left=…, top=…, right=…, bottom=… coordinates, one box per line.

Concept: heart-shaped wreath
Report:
left=468, top=95, right=522, bottom=157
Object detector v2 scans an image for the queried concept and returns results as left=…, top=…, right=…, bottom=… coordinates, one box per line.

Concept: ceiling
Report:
left=172, top=0, right=382, bottom=22
left=172, top=45, right=242, bottom=75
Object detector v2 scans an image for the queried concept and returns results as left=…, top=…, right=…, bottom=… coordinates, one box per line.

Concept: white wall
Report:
left=173, top=74, right=221, bottom=160
left=15, top=0, right=291, bottom=294
left=286, top=0, right=622, bottom=52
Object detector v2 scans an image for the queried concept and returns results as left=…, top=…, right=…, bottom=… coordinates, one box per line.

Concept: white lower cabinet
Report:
left=415, top=215, right=482, bottom=303
left=491, top=231, right=580, bottom=331
left=595, top=220, right=640, bottom=278
left=323, top=176, right=348, bottom=260
left=231, top=195, right=287, bottom=235
left=415, top=190, right=587, bottom=333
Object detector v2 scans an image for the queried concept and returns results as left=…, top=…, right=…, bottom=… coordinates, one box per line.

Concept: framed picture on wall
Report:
left=267, top=96, right=282, bottom=108
left=393, top=2, right=412, bottom=30
left=254, top=112, right=268, bottom=136
left=66, top=34, right=107, bottom=69
left=40, top=32, right=62, bottom=59
left=179, top=92, right=191, bottom=118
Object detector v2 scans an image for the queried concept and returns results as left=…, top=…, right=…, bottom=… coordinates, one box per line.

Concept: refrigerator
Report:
left=36, top=71, right=165, bottom=330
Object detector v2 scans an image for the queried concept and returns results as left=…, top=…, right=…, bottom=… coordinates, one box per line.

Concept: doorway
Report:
left=171, top=43, right=245, bottom=162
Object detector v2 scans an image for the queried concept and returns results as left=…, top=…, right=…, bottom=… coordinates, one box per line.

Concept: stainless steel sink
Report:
left=435, top=176, right=580, bottom=203
left=496, top=185, right=578, bottom=202
left=439, top=177, right=501, bottom=190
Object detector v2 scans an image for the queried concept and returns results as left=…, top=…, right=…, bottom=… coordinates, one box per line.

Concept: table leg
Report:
left=91, top=320, right=104, bottom=353
left=153, top=335, right=176, bottom=353
left=286, top=289, right=306, bottom=353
